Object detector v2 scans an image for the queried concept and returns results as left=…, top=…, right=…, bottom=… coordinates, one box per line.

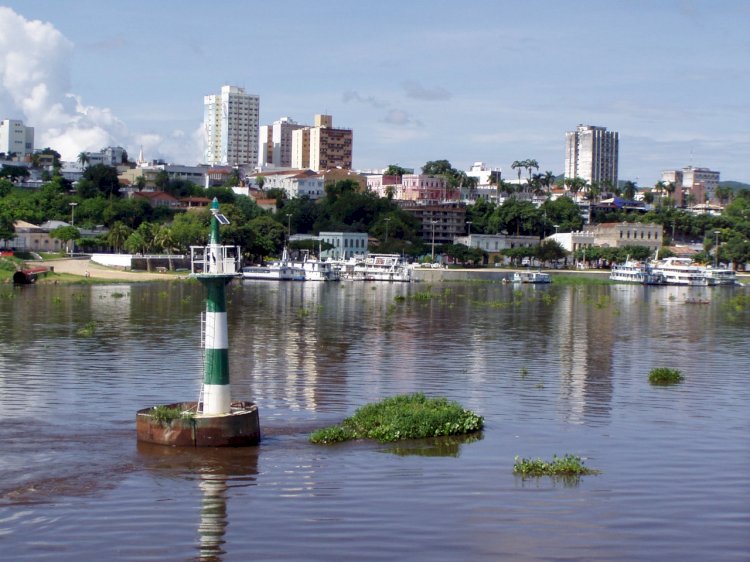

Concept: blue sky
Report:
left=1, top=0, right=749, bottom=184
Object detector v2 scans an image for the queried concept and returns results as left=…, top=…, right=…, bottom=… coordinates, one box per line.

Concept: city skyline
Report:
left=0, top=1, right=748, bottom=184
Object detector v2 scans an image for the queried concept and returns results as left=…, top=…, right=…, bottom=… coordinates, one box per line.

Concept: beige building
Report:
left=291, top=114, right=353, bottom=172
left=584, top=222, right=662, bottom=251
left=2, top=221, right=64, bottom=252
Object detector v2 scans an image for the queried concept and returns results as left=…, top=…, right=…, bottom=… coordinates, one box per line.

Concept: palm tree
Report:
left=77, top=152, right=89, bottom=171
left=107, top=222, right=132, bottom=253
left=664, top=181, right=676, bottom=208
left=154, top=225, right=178, bottom=270
left=588, top=182, right=602, bottom=203
left=653, top=181, right=665, bottom=208
left=622, top=181, right=637, bottom=201
left=511, top=160, right=524, bottom=189
left=523, top=159, right=539, bottom=183
left=542, top=170, right=555, bottom=196
left=530, top=173, right=546, bottom=196
left=564, top=177, right=586, bottom=199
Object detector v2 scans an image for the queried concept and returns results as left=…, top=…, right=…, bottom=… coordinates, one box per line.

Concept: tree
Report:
left=542, top=170, right=556, bottom=196
left=77, top=152, right=90, bottom=170
left=663, top=181, right=676, bottom=208
left=511, top=160, right=524, bottom=186
left=50, top=225, right=81, bottom=253
left=0, top=207, right=15, bottom=242
left=81, top=164, right=120, bottom=198
left=422, top=160, right=454, bottom=176
left=564, top=177, right=586, bottom=198
left=135, top=176, right=147, bottom=191
left=256, top=175, right=266, bottom=190
left=0, top=178, right=13, bottom=198
left=536, top=240, right=567, bottom=265
left=622, top=181, right=638, bottom=201
left=107, top=221, right=132, bottom=253
left=0, top=165, right=30, bottom=183
left=384, top=164, right=410, bottom=177
left=523, top=159, right=539, bottom=182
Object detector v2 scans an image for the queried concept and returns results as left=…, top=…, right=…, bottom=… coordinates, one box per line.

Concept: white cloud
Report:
left=0, top=7, right=199, bottom=164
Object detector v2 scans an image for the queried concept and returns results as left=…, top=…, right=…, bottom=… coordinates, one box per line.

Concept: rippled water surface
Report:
left=1, top=280, right=748, bottom=561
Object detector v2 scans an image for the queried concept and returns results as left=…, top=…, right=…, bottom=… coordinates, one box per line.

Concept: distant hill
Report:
left=719, top=181, right=750, bottom=190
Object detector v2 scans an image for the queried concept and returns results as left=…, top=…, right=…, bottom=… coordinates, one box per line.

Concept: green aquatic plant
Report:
left=648, top=367, right=684, bottom=385
left=513, top=454, right=598, bottom=477
left=111, top=292, right=125, bottom=299
left=150, top=404, right=195, bottom=425
left=310, top=393, right=484, bottom=444
left=76, top=321, right=96, bottom=337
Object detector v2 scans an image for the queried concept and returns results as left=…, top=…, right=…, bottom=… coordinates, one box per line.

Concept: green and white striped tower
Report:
left=195, top=198, right=239, bottom=416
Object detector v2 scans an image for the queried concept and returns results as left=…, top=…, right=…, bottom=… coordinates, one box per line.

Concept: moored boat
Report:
left=609, top=260, right=666, bottom=285
left=241, top=247, right=305, bottom=281
left=651, top=257, right=716, bottom=286
left=340, top=254, right=412, bottom=282
left=512, top=270, right=551, bottom=284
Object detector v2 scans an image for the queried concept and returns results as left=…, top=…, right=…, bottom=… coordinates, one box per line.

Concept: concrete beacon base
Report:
left=136, top=401, right=260, bottom=447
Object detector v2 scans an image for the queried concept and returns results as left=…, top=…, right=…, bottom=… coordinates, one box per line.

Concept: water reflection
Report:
left=382, top=432, right=484, bottom=458
left=137, top=443, right=259, bottom=561
left=554, top=286, right=615, bottom=424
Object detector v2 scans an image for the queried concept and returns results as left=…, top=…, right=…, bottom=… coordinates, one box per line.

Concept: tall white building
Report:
left=203, top=85, right=260, bottom=167
left=565, top=124, right=618, bottom=186
left=0, top=119, right=34, bottom=157
left=258, top=117, right=304, bottom=168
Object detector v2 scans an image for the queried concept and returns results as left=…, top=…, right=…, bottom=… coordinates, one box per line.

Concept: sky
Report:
left=1, top=0, right=749, bottom=185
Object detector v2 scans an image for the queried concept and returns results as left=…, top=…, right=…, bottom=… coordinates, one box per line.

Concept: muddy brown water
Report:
left=1, top=280, right=748, bottom=561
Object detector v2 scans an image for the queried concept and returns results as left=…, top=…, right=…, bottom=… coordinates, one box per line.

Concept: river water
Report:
left=0, top=279, right=748, bottom=561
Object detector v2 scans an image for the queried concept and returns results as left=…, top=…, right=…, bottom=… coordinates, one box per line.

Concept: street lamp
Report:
left=430, top=220, right=437, bottom=262
left=466, top=220, right=473, bottom=236
left=69, top=202, right=78, bottom=255
left=714, top=230, right=721, bottom=268
left=554, top=224, right=559, bottom=235
left=384, top=217, right=391, bottom=243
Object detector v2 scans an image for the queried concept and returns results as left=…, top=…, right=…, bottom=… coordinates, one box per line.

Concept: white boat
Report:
left=241, top=248, right=305, bottom=281
left=240, top=264, right=305, bottom=281
left=341, top=254, right=412, bottom=282
left=292, top=256, right=340, bottom=281
left=703, top=266, right=742, bottom=286
left=651, top=257, right=716, bottom=286
left=512, top=270, right=551, bottom=284
left=609, top=260, right=666, bottom=285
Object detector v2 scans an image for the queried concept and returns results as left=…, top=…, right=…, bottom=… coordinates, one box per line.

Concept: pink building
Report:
left=401, top=174, right=458, bottom=203
left=366, top=174, right=402, bottom=197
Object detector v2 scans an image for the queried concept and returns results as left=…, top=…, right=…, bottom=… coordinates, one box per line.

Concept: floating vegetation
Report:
left=76, top=321, right=96, bottom=337
left=549, top=275, right=613, bottom=286
left=540, top=292, right=556, bottom=305
left=310, top=393, right=484, bottom=444
left=72, top=293, right=84, bottom=303
left=648, top=367, right=684, bottom=385
left=520, top=367, right=529, bottom=377
left=52, top=296, right=63, bottom=304
left=150, top=405, right=195, bottom=425
left=393, top=295, right=406, bottom=302
left=0, top=289, right=15, bottom=299
left=111, top=292, right=126, bottom=299
left=513, top=454, right=598, bottom=477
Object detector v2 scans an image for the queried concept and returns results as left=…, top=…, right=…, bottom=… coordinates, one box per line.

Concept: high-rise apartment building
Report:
left=565, top=124, right=618, bottom=186
left=661, top=166, right=720, bottom=206
left=258, top=117, right=304, bottom=168
left=203, top=85, right=260, bottom=167
left=291, top=114, right=353, bottom=172
left=0, top=119, right=34, bottom=157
